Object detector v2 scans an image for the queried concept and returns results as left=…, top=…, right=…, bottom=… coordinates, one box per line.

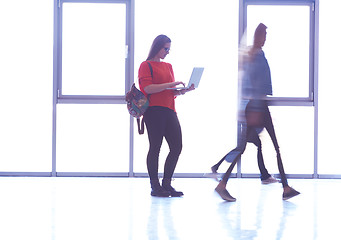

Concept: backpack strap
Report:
left=147, top=61, right=153, bottom=78
left=137, top=118, right=145, bottom=135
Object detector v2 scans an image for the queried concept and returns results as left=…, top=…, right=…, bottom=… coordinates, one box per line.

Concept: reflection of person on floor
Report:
left=214, top=23, right=300, bottom=201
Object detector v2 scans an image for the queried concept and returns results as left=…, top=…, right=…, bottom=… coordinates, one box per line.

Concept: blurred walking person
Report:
left=214, top=23, right=300, bottom=201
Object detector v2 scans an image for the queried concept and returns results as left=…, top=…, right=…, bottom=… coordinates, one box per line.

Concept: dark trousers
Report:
left=215, top=101, right=289, bottom=187
left=144, top=106, right=182, bottom=180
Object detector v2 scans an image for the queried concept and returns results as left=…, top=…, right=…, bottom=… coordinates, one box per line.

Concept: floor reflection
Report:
left=0, top=177, right=340, bottom=240
left=148, top=197, right=178, bottom=240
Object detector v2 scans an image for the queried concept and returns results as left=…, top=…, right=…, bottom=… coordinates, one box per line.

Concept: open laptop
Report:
left=167, top=67, right=204, bottom=90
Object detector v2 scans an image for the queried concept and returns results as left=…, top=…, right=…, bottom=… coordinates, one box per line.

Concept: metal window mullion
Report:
left=237, top=0, right=246, bottom=178
left=309, top=2, right=315, bottom=101
left=127, top=0, right=135, bottom=177
left=313, top=0, right=319, bottom=179
left=52, top=0, right=64, bottom=177
left=62, top=0, right=128, bottom=3
left=244, top=0, right=314, bottom=4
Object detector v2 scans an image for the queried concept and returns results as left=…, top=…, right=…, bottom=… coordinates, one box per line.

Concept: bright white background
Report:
left=246, top=5, right=310, bottom=98
left=0, top=0, right=339, bottom=176
left=240, top=5, right=314, bottom=175
left=318, top=0, right=341, bottom=174
left=134, top=0, right=239, bottom=174
left=0, top=0, right=53, bottom=171
left=62, top=3, right=126, bottom=95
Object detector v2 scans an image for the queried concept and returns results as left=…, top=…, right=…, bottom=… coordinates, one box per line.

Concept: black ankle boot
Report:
left=150, top=179, right=171, bottom=197
left=162, top=179, right=184, bottom=197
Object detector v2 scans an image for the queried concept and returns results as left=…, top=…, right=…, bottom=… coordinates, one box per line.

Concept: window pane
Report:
left=246, top=5, right=310, bottom=98
left=134, top=0, right=239, bottom=173
left=0, top=0, right=53, bottom=172
left=318, top=0, right=341, bottom=174
left=62, top=3, right=126, bottom=95
left=241, top=106, right=314, bottom=175
left=56, top=105, right=129, bottom=172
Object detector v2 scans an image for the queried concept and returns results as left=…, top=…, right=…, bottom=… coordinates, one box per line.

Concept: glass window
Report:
left=0, top=0, right=53, bottom=172
left=318, top=0, right=341, bottom=175
left=56, top=104, right=129, bottom=172
left=246, top=5, right=311, bottom=98
left=241, top=106, right=314, bottom=175
left=62, top=3, right=126, bottom=95
left=134, top=0, right=239, bottom=174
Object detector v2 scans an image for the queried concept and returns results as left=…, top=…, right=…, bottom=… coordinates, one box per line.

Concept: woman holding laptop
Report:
left=138, top=34, right=194, bottom=197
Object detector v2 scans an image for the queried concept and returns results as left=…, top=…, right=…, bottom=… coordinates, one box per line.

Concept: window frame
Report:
left=52, top=0, right=134, bottom=177
left=55, top=0, right=133, bottom=104
left=241, top=0, right=316, bottom=107
left=238, top=0, right=318, bottom=178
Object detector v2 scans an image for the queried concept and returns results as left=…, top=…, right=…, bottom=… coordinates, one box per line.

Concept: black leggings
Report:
left=212, top=123, right=271, bottom=181
left=144, top=106, right=182, bottom=180
left=217, top=101, right=289, bottom=188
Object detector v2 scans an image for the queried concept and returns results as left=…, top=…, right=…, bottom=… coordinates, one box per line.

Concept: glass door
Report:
left=240, top=0, right=316, bottom=177
left=54, top=0, right=131, bottom=176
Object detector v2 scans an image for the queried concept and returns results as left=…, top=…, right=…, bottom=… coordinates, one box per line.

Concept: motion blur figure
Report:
left=213, top=23, right=300, bottom=201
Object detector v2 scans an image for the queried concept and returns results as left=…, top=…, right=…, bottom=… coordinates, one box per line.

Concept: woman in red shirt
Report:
left=138, top=35, right=194, bottom=197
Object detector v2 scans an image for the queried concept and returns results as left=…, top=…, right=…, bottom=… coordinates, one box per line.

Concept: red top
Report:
left=138, top=61, right=176, bottom=111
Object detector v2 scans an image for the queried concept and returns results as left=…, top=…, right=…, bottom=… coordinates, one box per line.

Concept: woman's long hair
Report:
left=146, top=35, right=171, bottom=61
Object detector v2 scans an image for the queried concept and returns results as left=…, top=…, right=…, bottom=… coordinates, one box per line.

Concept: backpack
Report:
left=125, top=62, right=153, bottom=134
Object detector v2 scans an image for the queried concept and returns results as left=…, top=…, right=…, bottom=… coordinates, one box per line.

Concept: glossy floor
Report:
left=0, top=177, right=338, bottom=240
